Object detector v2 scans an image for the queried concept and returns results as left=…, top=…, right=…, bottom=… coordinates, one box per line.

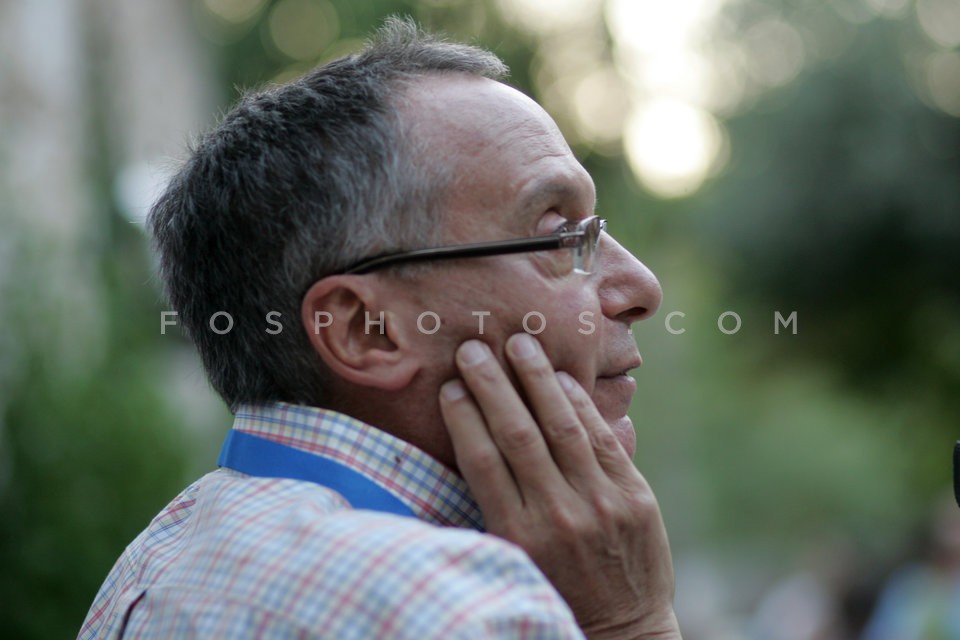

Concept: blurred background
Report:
left=2, top=0, right=959, bottom=637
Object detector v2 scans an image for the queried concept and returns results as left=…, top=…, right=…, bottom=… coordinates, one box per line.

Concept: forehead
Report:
left=399, top=76, right=596, bottom=238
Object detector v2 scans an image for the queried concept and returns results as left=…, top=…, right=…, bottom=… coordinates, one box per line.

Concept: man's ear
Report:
left=301, top=276, right=420, bottom=391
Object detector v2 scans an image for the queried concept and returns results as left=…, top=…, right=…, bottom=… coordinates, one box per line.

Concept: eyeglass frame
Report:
left=339, top=215, right=607, bottom=275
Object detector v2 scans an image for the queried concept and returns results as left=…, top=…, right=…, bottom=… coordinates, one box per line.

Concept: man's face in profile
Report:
left=392, top=76, right=663, bottom=458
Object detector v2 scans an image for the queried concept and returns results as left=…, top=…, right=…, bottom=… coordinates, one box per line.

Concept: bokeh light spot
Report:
left=606, top=0, right=721, bottom=55
left=864, top=0, right=911, bottom=18
left=572, top=68, right=631, bottom=143
left=743, top=19, right=806, bottom=88
left=268, top=0, right=339, bottom=61
left=495, top=0, right=598, bottom=34
left=624, top=99, right=725, bottom=198
left=926, top=51, right=960, bottom=116
left=203, top=0, right=268, bottom=25
left=916, top=0, right=960, bottom=48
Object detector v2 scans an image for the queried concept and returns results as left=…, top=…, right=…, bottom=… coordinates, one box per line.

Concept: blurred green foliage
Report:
left=0, top=228, right=193, bottom=637
left=686, top=6, right=960, bottom=531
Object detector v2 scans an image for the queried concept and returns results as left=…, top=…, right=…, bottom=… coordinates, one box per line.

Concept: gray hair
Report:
left=149, top=17, right=508, bottom=410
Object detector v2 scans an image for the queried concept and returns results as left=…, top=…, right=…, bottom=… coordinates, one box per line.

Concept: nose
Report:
left=596, top=233, right=662, bottom=324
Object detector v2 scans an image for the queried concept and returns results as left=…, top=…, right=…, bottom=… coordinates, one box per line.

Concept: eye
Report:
left=535, top=210, right=569, bottom=236
left=552, top=219, right=575, bottom=235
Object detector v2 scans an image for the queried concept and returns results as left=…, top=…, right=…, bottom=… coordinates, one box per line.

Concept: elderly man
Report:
left=80, top=18, right=680, bottom=640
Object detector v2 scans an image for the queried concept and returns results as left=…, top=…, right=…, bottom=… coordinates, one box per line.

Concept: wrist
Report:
left=582, top=609, right=682, bottom=640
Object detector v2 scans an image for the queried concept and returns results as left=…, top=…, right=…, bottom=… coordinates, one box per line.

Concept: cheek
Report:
left=391, top=281, right=475, bottom=373
left=534, top=294, right=602, bottom=382
left=408, top=270, right=602, bottom=375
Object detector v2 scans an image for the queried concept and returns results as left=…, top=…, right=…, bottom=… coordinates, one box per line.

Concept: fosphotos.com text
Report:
left=159, top=310, right=798, bottom=336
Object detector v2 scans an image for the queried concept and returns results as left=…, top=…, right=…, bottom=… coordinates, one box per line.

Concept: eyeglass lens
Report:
left=573, top=217, right=603, bottom=275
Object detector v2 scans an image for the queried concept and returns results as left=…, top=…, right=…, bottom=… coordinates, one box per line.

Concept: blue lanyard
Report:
left=217, top=429, right=415, bottom=518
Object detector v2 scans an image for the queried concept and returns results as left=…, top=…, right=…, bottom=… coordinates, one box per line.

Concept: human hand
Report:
left=438, top=333, right=681, bottom=640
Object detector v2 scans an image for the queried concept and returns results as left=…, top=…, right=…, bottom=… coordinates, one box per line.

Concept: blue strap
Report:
left=217, top=429, right=414, bottom=518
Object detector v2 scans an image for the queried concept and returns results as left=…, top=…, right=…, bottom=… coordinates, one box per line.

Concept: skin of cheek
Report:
left=533, top=294, right=602, bottom=387
left=387, top=270, right=619, bottom=466
left=454, top=278, right=602, bottom=398
left=392, top=258, right=603, bottom=395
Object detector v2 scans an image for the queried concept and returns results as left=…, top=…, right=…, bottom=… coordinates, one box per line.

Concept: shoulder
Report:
left=165, top=475, right=583, bottom=638
left=328, top=513, right=583, bottom=638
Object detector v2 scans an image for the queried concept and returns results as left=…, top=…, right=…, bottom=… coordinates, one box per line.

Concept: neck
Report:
left=323, top=381, right=457, bottom=470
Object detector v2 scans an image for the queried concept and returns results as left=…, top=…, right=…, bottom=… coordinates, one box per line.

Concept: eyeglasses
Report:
left=341, top=215, right=607, bottom=275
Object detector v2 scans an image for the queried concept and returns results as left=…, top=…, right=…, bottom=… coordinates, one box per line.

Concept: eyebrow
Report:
left=517, top=178, right=598, bottom=222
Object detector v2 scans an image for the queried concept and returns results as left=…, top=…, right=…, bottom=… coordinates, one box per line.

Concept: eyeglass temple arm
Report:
left=343, top=234, right=577, bottom=275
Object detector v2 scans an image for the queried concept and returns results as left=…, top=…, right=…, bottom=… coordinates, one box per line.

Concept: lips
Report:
left=594, top=373, right=637, bottom=401
left=593, top=353, right=641, bottom=418
left=593, top=355, right=642, bottom=456
left=598, top=354, right=643, bottom=380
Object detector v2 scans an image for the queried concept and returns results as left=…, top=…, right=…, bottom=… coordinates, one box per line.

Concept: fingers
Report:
left=503, top=333, right=603, bottom=486
left=439, top=334, right=679, bottom=636
left=556, top=370, right=643, bottom=486
left=439, top=379, right=522, bottom=517
left=440, top=333, right=643, bottom=506
left=441, top=340, right=564, bottom=498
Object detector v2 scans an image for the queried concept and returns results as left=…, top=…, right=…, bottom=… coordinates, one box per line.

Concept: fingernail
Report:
left=459, top=340, right=488, bottom=365
left=509, top=333, right=537, bottom=359
left=441, top=379, right=466, bottom=401
left=557, top=371, right=576, bottom=392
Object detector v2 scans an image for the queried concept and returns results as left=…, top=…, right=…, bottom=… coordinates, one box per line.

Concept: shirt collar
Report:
left=231, top=402, right=484, bottom=530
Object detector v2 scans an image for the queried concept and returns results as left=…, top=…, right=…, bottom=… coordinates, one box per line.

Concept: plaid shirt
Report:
left=79, top=403, right=583, bottom=639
